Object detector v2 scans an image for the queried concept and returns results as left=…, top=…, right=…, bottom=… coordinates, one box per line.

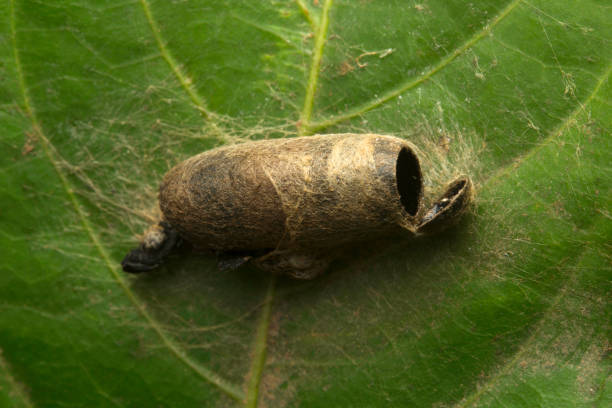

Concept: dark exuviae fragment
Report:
left=121, top=133, right=473, bottom=279
left=121, top=221, right=181, bottom=273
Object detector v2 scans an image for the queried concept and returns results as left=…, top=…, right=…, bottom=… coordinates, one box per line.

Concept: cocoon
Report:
left=122, top=134, right=472, bottom=279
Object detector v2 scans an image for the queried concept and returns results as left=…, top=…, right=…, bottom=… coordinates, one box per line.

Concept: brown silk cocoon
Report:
left=159, top=134, right=425, bottom=252
left=120, top=133, right=472, bottom=278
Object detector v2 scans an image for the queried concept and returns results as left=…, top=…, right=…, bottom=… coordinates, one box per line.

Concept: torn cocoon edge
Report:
left=416, top=176, right=473, bottom=236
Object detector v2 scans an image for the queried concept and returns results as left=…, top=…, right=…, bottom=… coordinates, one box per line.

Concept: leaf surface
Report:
left=0, top=0, right=610, bottom=407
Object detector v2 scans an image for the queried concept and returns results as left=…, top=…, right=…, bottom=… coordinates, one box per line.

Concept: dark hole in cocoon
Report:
left=396, top=147, right=422, bottom=216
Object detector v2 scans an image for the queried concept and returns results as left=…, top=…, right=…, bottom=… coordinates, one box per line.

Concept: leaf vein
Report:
left=456, top=63, right=611, bottom=406
left=453, top=247, right=593, bottom=408
left=9, top=0, right=244, bottom=401
left=483, top=62, right=612, bottom=189
left=299, top=0, right=333, bottom=135
left=295, top=0, right=317, bottom=30
left=0, top=347, right=34, bottom=408
left=305, top=0, right=523, bottom=133
left=138, top=0, right=211, bottom=117
left=245, top=277, right=276, bottom=408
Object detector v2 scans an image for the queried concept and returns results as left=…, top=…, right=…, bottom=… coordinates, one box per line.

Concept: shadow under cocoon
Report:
left=396, top=147, right=422, bottom=216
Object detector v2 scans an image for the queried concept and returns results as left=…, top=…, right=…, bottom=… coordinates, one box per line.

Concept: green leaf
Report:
left=1, top=0, right=610, bottom=407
